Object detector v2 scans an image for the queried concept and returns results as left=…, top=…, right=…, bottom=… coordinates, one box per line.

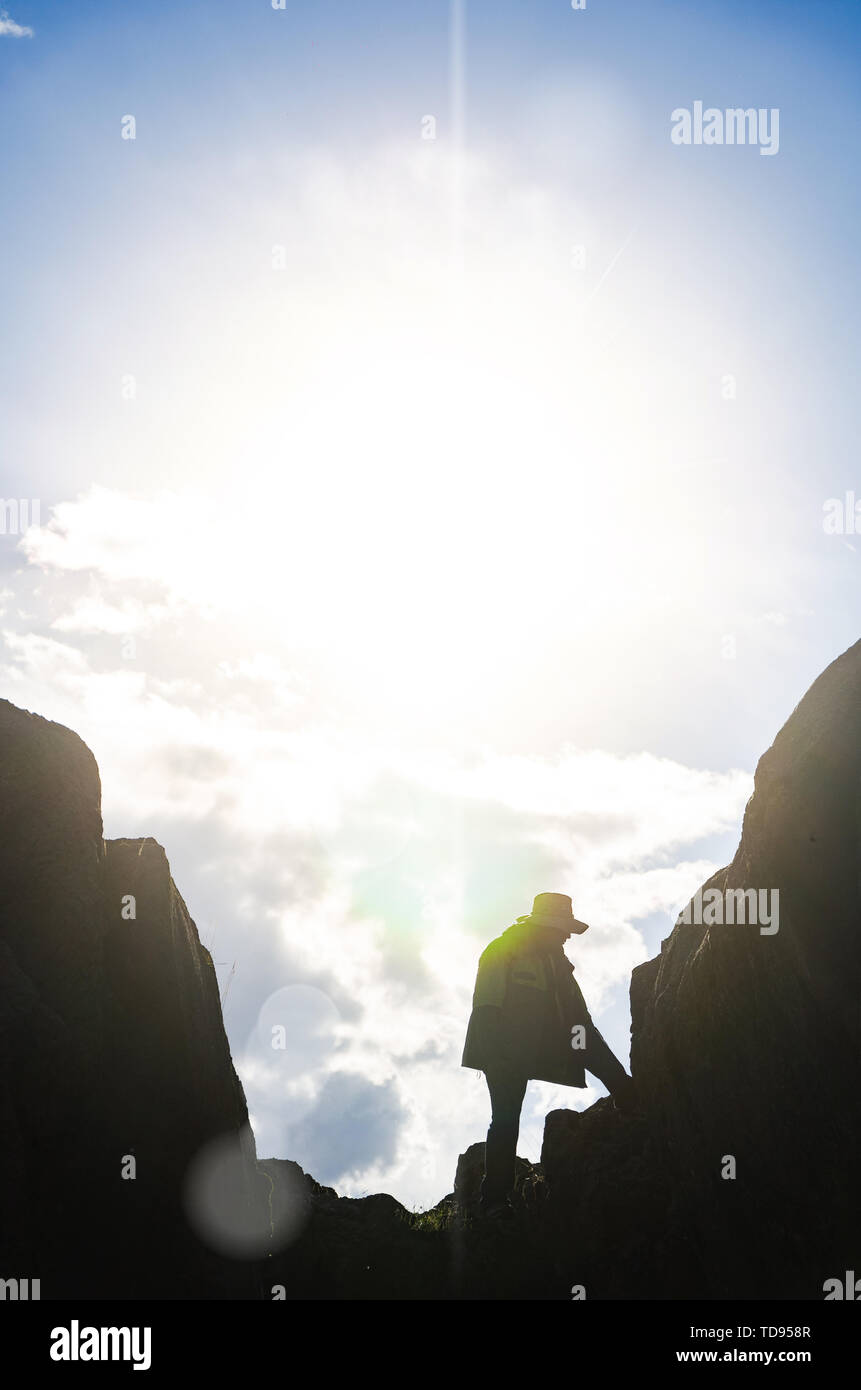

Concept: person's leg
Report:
left=480, top=1068, right=528, bottom=1210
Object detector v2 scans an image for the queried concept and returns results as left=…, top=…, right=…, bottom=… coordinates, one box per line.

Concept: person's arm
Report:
left=583, top=1021, right=635, bottom=1105
left=570, top=973, right=636, bottom=1107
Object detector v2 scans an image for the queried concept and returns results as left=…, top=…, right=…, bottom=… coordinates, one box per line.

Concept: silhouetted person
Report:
left=462, top=891, right=635, bottom=1218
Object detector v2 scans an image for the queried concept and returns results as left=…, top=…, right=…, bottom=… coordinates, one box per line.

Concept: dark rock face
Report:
left=0, top=700, right=259, bottom=1298
left=538, top=638, right=861, bottom=1299
left=1, top=638, right=859, bottom=1299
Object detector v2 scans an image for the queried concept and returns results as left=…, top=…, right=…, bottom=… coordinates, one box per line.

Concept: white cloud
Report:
left=0, top=11, right=33, bottom=37
left=52, top=594, right=176, bottom=636
left=21, top=488, right=218, bottom=605
left=1, top=630, right=90, bottom=686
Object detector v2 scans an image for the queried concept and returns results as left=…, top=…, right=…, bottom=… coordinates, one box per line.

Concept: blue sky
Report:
left=1, top=1, right=859, bottom=1207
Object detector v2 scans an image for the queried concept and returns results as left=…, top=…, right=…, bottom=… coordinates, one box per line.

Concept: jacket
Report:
left=461, top=917, right=629, bottom=1090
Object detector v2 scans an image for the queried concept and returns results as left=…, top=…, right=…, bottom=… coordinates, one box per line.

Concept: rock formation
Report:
left=0, top=701, right=259, bottom=1298
left=1, top=637, right=859, bottom=1298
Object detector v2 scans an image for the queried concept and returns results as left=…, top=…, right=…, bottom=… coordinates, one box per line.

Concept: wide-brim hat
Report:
left=530, top=891, right=589, bottom=934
